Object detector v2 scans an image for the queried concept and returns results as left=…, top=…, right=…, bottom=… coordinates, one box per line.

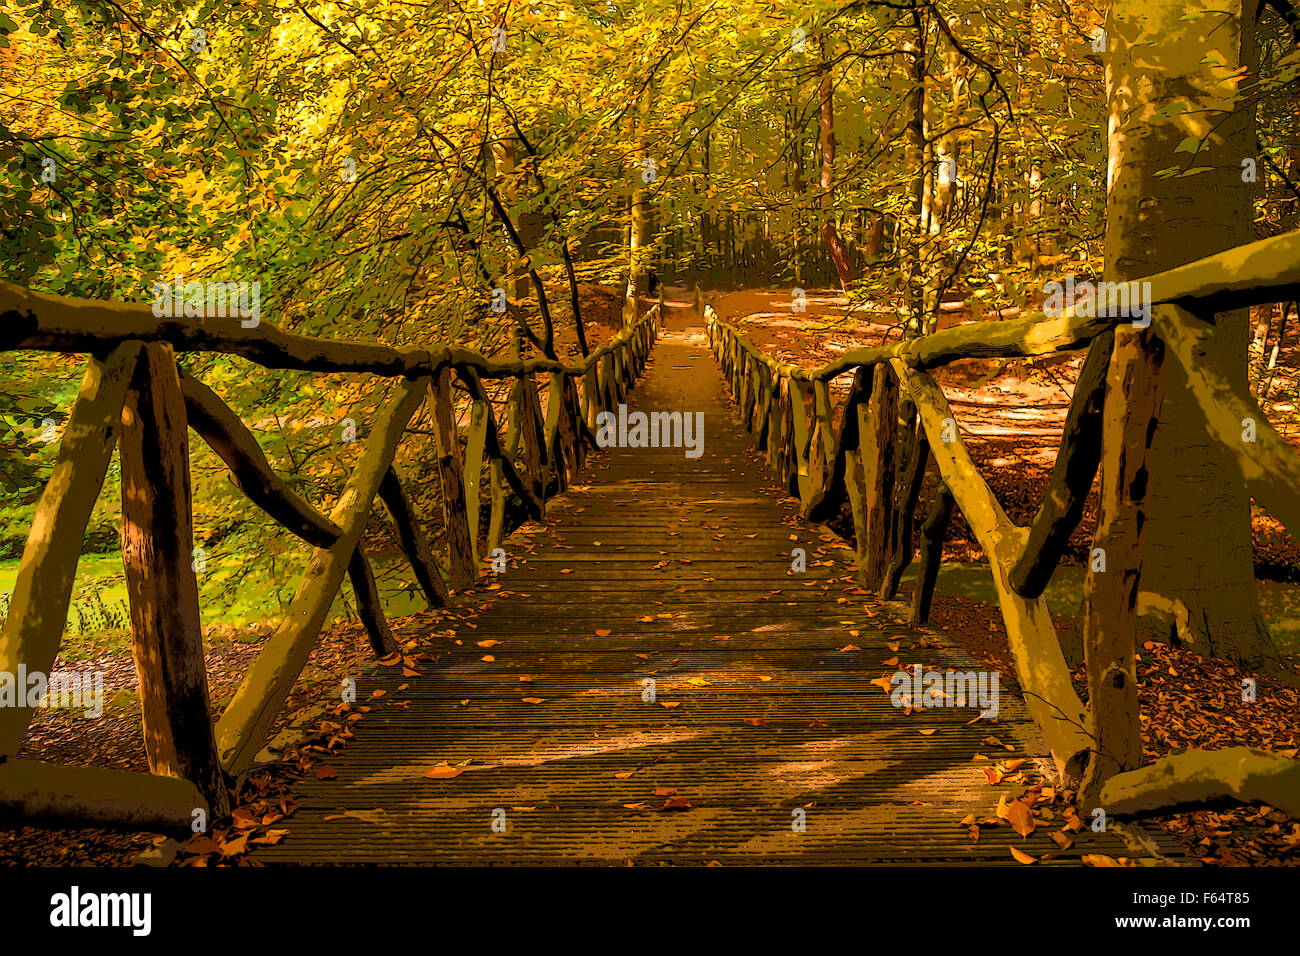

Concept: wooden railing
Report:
left=702, top=230, right=1300, bottom=814
left=0, top=282, right=661, bottom=829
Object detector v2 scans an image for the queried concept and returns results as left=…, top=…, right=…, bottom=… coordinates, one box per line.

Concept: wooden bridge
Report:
left=3, top=228, right=1300, bottom=863
left=253, top=311, right=1178, bottom=864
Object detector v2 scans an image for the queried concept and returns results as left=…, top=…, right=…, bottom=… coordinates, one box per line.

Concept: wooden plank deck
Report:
left=255, top=310, right=1184, bottom=865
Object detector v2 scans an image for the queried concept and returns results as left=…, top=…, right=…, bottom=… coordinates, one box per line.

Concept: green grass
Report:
left=0, top=551, right=431, bottom=661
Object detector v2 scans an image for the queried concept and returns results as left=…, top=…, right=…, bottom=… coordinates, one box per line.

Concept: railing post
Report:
left=543, top=372, right=570, bottom=494
left=119, top=343, right=229, bottom=817
left=519, top=372, right=547, bottom=502
left=463, top=390, right=489, bottom=568
left=860, top=363, right=899, bottom=589
left=431, top=367, right=476, bottom=590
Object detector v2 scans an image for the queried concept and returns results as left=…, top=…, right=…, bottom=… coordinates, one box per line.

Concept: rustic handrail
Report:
left=0, top=286, right=662, bottom=826
left=702, top=227, right=1300, bottom=791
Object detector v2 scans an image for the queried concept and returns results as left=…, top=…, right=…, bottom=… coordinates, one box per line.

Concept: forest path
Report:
left=256, top=294, right=1178, bottom=864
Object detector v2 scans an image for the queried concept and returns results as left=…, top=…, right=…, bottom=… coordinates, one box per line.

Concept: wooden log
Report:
left=804, top=380, right=838, bottom=519
left=1009, top=330, right=1112, bottom=598
left=180, top=369, right=339, bottom=548
left=119, top=343, right=229, bottom=817
left=753, top=362, right=773, bottom=450
left=892, top=359, right=1093, bottom=780
left=377, top=467, right=451, bottom=608
left=765, top=374, right=782, bottom=473
left=860, top=363, right=899, bottom=590
left=463, top=396, right=489, bottom=567
left=1, top=278, right=640, bottom=381
left=600, top=352, right=618, bottom=412
left=487, top=458, right=507, bottom=559
left=346, top=545, right=399, bottom=657
left=544, top=373, right=570, bottom=494
left=183, top=370, right=397, bottom=654
left=0, top=342, right=142, bottom=756
left=880, top=417, right=931, bottom=601
left=0, top=279, right=431, bottom=376
left=567, top=377, right=588, bottom=473
left=0, top=758, right=207, bottom=831
left=431, top=368, right=476, bottom=590
left=1158, top=308, right=1300, bottom=540
left=741, top=355, right=757, bottom=430
left=808, top=366, right=871, bottom=522
left=581, top=365, right=598, bottom=430
left=774, top=381, right=797, bottom=495
left=803, top=230, right=1300, bottom=379
left=215, top=377, right=428, bottom=776
left=1079, top=324, right=1165, bottom=808
left=910, top=482, right=955, bottom=626
left=518, top=374, right=547, bottom=500
left=459, top=368, right=543, bottom=518
left=184, top=370, right=399, bottom=654
left=1100, top=747, right=1300, bottom=819
left=787, top=378, right=814, bottom=509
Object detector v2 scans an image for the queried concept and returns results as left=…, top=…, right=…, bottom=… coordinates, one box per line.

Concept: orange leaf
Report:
left=425, top=764, right=464, bottom=780
left=1006, top=799, right=1036, bottom=838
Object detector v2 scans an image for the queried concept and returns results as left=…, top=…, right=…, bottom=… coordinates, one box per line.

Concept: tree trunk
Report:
left=1104, top=0, right=1283, bottom=672
left=626, top=80, right=655, bottom=320
left=819, top=34, right=853, bottom=290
